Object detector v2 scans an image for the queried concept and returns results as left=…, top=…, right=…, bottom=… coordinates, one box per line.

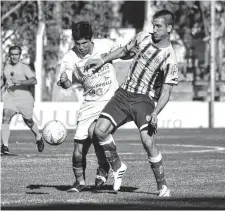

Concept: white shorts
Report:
left=74, top=100, right=109, bottom=140
left=3, top=92, right=34, bottom=119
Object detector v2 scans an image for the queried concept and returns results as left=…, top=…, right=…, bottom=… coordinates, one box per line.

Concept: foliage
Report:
left=1, top=1, right=122, bottom=65
left=1, top=1, right=123, bottom=100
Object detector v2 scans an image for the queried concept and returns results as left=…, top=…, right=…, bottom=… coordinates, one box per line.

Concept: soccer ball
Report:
left=42, top=120, right=67, bottom=145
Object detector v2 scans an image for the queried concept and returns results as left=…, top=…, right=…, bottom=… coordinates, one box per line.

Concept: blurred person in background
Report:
left=57, top=21, right=119, bottom=192
left=85, top=10, right=178, bottom=197
left=0, top=45, right=44, bottom=155
left=183, top=47, right=200, bottom=81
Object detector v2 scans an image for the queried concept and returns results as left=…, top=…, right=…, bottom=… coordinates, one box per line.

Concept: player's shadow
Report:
left=27, top=184, right=71, bottom=192
left=26, top=184, right=156, bottom=195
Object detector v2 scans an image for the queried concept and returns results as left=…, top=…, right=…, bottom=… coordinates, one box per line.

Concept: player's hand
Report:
left=57, top=71, right=72, bottom=89
left=57, top=71, right=68, bottom=86
left=146, top=112, right=158, bottom=136
left=84, top=58, right=104, bottom=73
left=59, top=71, right=68, bottom=83
left=11, top=78, right=21, bottom=86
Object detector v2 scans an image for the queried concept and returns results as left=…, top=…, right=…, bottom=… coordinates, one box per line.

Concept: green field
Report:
left=1, top=128, right=225, bottom=210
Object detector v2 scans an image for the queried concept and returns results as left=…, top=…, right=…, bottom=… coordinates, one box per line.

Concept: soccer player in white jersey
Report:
left=1, top=46, right=44, bottom=154
left=85, top=10, right=178, bottom=196
left=57, top=21, right=119, bottom=192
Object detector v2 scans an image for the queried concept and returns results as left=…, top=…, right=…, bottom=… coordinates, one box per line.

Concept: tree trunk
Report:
left=143, top=0, right=157, bottom=32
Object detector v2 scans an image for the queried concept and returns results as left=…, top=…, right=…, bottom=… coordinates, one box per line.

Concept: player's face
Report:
left=9, top=49, right=21, bottom=65
left=74, top=38, right=92, bottom=57
left=152, top=17, right=169, bottom=42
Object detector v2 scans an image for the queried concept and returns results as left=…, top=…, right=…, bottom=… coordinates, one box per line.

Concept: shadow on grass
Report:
left=26, top=184, right=144, bottom=194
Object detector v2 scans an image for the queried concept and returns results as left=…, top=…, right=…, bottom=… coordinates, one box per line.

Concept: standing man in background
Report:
left=1, top=46, right=44, bottom=154
left=85, top=10, right=178, bottom=197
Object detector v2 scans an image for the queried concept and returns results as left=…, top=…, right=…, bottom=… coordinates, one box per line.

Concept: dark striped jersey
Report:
left=121, top=31, right=178, bottom=100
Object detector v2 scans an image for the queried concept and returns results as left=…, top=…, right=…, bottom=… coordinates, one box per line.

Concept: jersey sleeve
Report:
left=124, top=31, right=151, bottom=52
left=163, top=53, right=178, bottom=85
left=24, top=64, right=36, bottom=79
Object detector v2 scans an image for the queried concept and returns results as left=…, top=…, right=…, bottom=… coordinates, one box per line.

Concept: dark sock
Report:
left=149, top=153, right=167, bottom=190
left=100, top=135, right=121, bottom=172
left=92, top=138, right=110, bottom=173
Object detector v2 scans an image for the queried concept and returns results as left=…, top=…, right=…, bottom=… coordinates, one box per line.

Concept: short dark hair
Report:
left=9, top=45, right=22, bottom=54
left=72, top=21, right=93, bottom=41
left=153, top=10, right=174, bottom=27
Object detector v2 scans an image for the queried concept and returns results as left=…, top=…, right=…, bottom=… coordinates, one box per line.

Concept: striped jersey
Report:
left=59, top=39, right=119, bottom=101
left=121, top=31, right=178, bottom=100
left=3, top=62, right=35, bottom=98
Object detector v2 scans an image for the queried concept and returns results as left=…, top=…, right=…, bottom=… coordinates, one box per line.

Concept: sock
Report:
left=149, top=152, right=167, bottom=190
left=30, top=122, right=41, bottom=140
left=1, top=123, right=10, bottom=147
left=92, top=137, right=110, bottom=174
left=99, top=134, right=121, bottom=172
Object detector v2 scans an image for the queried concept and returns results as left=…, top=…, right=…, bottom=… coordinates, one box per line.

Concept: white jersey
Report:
left=59, top=39, right=119, bottom=102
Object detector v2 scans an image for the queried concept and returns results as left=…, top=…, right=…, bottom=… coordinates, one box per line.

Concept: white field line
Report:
left=2, top=143, right=225, bottom=159
left=130, top=143, right=225, bottom=153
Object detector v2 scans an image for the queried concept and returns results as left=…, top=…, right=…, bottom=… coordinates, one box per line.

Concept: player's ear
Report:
left=167, top=25, right=172, bottom=33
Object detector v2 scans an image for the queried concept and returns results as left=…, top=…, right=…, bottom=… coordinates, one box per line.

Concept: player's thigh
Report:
left=74, top=116, right=97, bottom=141
left=99, top=88, right=131, bottom=130
left=130, top=95, right=155, bottom=131
left=2, top=108, right=17, bottom=123
left=16, top=97, right=34, bottom=119
left=3, top=94, right=18, bottom=115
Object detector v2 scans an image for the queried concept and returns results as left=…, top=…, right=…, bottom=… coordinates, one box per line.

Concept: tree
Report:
left=1, top=1, right=123, bottom=101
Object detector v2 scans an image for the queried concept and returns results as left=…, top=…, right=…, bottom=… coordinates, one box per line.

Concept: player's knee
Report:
left=2, top=111, right=14, bottom=124
left=88, top=123, right=95, bottom=140
left=2, top=115, right=11, bottom=124
left=24, top=119, right=34, bottom=128
left=94, top=125, right=109, bottom=142
left=73, top=141, right=83, bottom=157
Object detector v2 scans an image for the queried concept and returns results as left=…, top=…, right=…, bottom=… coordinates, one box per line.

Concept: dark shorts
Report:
left=100, top=87, right=155, bottom=131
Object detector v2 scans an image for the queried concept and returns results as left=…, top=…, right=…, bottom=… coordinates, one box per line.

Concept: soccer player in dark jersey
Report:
left=85, top=10, right=178, bottom=197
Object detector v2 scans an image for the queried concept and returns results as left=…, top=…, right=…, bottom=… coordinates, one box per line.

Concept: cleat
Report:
left=36, top=135, right=44, bottom=152
left=1, top=144, right=9, bottom=154
left=95, top=167, right=108, bottom=188
left=158, top=185, right=171, bottom=197
left=113, top=163, right=127, bottom=191
left=67, top=181, right=85, bottom=192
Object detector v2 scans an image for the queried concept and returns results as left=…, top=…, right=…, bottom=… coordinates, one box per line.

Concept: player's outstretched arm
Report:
left=85, top=47, right=127, bottom=72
